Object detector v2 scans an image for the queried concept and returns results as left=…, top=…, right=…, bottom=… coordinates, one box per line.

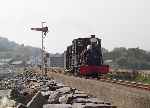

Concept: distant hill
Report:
left=0, top=37, right=65, bottom=64
left=0, top=37, right=41, bottom=61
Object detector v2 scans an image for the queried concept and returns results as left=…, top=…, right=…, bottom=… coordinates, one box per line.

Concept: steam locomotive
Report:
left=65, top=35, right=109, bottom=77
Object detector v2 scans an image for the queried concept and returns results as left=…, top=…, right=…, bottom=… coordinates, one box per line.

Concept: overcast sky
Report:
left=0, top=0, right=149, bottom=53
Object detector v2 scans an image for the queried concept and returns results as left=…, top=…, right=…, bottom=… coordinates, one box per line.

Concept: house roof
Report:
left=11, top=61, right=23, bottom=65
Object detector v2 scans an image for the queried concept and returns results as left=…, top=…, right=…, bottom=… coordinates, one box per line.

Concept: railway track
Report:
left=49, top=68, right=150, bottom=92
left=98, top=78, right=150, bottom=91
left=37, top=67, right=150, bottom=93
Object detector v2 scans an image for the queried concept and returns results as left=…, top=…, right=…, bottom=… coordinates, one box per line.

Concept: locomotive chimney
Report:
left=91, top=35, right=95, bottom=38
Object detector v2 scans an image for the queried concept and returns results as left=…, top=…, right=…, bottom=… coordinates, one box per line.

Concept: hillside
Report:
left=0, top=37, right=41, bottom=61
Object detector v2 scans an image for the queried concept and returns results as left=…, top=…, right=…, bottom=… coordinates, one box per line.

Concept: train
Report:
left=65, top=35, right=109, bottom=77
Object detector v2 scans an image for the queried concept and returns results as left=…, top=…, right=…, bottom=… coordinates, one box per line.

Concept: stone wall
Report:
left=48, top=72, right=150, bottom=108
left=27, top=91, right=46, bottom=108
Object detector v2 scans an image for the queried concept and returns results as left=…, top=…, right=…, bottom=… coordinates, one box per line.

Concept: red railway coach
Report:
left=65, top=35, right=109, bottom=77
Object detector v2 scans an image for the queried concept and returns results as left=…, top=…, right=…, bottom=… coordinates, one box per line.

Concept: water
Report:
left=0, top=90, right=16, bottom=108
left=0, top=96, right=16, bottom=108
left=0, top=68, right=18, bottom=108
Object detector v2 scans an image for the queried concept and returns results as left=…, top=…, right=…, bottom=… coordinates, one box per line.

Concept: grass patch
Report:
left=106, top=72, right=150, bottom=84
left=134, top=75, right=150, bottom=84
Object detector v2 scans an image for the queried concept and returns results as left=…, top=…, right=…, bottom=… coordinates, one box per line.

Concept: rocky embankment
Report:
left=0, top=69, right=116, bottom=108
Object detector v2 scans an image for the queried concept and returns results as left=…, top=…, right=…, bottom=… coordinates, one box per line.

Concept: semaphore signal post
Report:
left=31, top=22, right=49, bottom=76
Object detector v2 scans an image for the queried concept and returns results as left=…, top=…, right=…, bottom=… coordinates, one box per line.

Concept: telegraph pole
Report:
left=31, top=22, right=48, bottom=76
